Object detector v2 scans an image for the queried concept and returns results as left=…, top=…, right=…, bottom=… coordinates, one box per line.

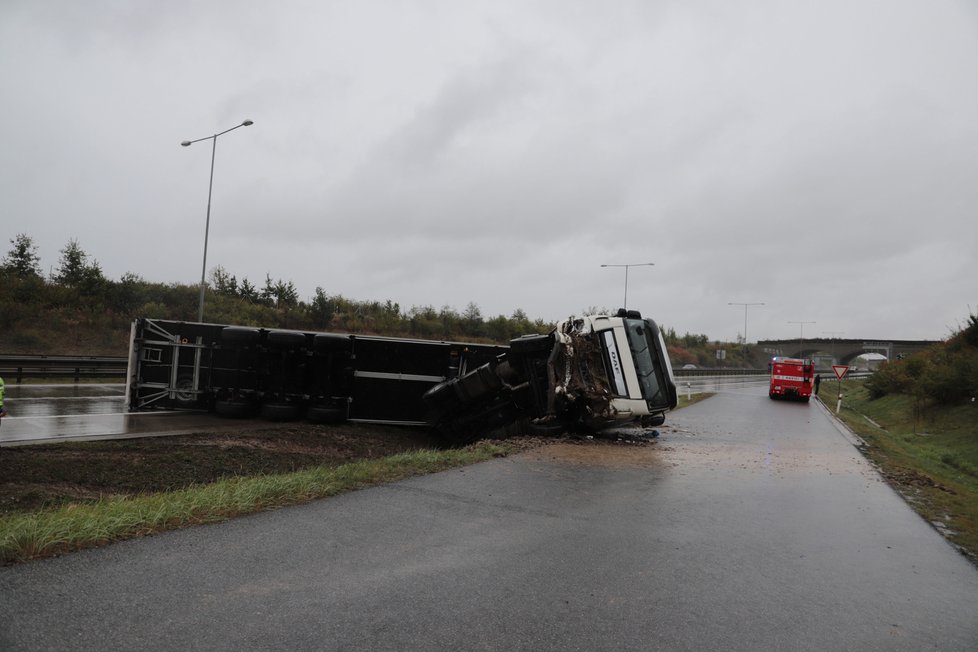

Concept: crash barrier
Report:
left=674, top=367, right=768, bottom=377
left=672, top=368, right=869, bottom=378
left=0, top=355, right=127, bottom=383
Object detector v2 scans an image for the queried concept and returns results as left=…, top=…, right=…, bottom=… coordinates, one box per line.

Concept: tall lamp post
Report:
left=600, top=262, right=654, bottom=310
left=181, top=119, right=254, bottom=323
left=788, top=320, right=816, bottom=355
left=728, top=302, right=764, bottom=363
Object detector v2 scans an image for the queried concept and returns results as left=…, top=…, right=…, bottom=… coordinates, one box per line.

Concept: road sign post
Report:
left=832, top=365, right=849, bottom=413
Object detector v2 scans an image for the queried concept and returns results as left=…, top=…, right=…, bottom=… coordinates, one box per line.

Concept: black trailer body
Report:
left=127, top=310, right=677, bottom=441
left=126, top=318, right=505, bottom=426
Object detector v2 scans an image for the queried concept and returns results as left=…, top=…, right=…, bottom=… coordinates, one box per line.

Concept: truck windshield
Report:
left=622, top=318, right=672, bottom=409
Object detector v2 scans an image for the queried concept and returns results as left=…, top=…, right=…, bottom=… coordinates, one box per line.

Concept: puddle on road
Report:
left=652, top=430, right=880, bottom=482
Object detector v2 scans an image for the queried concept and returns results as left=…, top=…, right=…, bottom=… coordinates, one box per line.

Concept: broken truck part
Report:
left=126, top=310, right=677, bottom=442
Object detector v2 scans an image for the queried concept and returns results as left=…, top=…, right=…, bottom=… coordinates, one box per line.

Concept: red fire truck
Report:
left=768, top=356, right=814, bottom=401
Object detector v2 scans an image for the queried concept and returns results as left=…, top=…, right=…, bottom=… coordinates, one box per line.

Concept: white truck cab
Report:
left=552, top=310, right=677, bottom=429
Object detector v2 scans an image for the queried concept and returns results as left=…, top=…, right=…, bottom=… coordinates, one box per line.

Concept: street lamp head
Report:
left=242, top=119, right=254, bottom=126
left=180, top=141, right=192, bottom=147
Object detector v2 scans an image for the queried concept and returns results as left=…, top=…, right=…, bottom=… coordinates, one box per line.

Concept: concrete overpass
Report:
left=755, top=337, right=940, bottom=367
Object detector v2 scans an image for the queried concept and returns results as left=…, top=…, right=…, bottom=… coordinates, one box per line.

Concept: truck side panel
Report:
left=127, top=318, right=505, bottom=426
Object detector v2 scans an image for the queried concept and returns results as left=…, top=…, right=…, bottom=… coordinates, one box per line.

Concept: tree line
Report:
left=1, top=233, right=723, bottom=360
left=866, top=310, right=978, bottom=406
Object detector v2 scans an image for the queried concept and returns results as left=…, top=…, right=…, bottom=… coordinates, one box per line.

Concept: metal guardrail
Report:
left=0, top=355, right=127, bottom=383
left=673, top=367, right=869, bottom=377
left=673, top=368, right=768, bottom=377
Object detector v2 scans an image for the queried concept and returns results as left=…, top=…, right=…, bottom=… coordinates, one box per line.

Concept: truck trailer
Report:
left=126, top=309, right=677, bottom=442
left=768, top=356, right=814, bottom=401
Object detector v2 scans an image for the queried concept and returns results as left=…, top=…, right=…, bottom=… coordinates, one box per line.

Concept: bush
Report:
left=866, top=311, right=978, bottom=405
left=866, top=359, right=914, bottom=399
left=918, top=348, right=978, bottom=405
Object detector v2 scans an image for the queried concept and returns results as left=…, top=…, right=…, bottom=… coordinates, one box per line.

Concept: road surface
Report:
left=0, top=384, right=283, bottom=446
left=2, top=384, right=976, bottom=650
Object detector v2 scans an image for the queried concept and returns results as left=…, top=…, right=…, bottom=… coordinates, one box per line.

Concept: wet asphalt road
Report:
left=2, top=385, right=977, bottom=650
left=0, top=384, right=284, bottom=445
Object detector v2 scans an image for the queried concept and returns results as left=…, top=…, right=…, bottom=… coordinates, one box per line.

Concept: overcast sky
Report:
left=2, top=0, right=975, bottom=342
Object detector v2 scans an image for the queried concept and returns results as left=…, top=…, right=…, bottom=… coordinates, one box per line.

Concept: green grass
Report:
left=0, top=442, right=508, bottom=564
left=676, top=392, right=712, bottom=409
left=830, top=379, right=978, bottom=562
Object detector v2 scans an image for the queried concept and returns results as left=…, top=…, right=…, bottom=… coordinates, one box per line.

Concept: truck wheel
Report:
left=527, top=420, right=565, bottom=436
left=215, top=398, right=255, bottom=418
left=221, top=327, right=261, bottom=346
left=266, top=330, right=308, bottom=349
left=424, top=380, right=459, bottom=409
left=640, top=413, right=666, bottom=427
left=174, top=376, right=198, bottom=407
left=510, top=334, right=553, bottom=355
left=307, top=405, right=346, bottom=424
left=260, top=402, right=300, bottom=421
left=455, top=364, right=502, bottom=402
left=314, top=333, right=352, bottom=354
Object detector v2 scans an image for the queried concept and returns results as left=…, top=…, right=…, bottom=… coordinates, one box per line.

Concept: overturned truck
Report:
left=126, top=310, right=677, bottom=442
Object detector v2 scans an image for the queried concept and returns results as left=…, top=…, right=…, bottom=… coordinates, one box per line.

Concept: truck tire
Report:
left=314, top=333, right=352, bottom=354
left=173, top=376, right=201, bottom=408
left=510, top=334, right=553, bottom=355
left=640, top=413, right=666, bottom=427
left=221, top=327, right=261, bottom=346
left=424, top=380, right=458, bottom=409
left=215, top=398, right=256, bottom=418
left=266, top=330, right=308, bottom=349
left=307, top=405, right=347, bottom=424
left=260, top=401, right=300, bottom=421
left=527, top=420, right=565, bottom=436
left=455, top=364, right=502, bottom=402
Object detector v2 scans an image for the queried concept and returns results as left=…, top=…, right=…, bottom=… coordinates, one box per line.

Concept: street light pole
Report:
left=788, top=320, right=816, bottom=355
left=728, top=301, right=764, bottom=351
left=600, top=262, right=654, bottom=310
left=181, top=119, right=254, bottom=323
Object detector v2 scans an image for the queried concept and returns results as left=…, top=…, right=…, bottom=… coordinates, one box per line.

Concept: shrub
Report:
left=866, top=359, right=913, bottom=399
left=918, top=347, right=978, bottom=405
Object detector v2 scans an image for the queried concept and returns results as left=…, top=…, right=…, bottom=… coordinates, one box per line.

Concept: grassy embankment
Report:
left=0, top=441, right=512, bottom=565
left=0, top=395, right=704, bottom=565
left=827, top=378, right=978, bottom=562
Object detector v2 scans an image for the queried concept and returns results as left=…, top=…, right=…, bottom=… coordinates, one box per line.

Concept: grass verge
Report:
left=0, top=441, right=511, bottom=565
left=826, top=379, right=978, bottom=562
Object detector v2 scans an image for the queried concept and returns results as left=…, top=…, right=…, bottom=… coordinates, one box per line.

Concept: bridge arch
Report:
left=755, top=338, right=938, bottom=367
